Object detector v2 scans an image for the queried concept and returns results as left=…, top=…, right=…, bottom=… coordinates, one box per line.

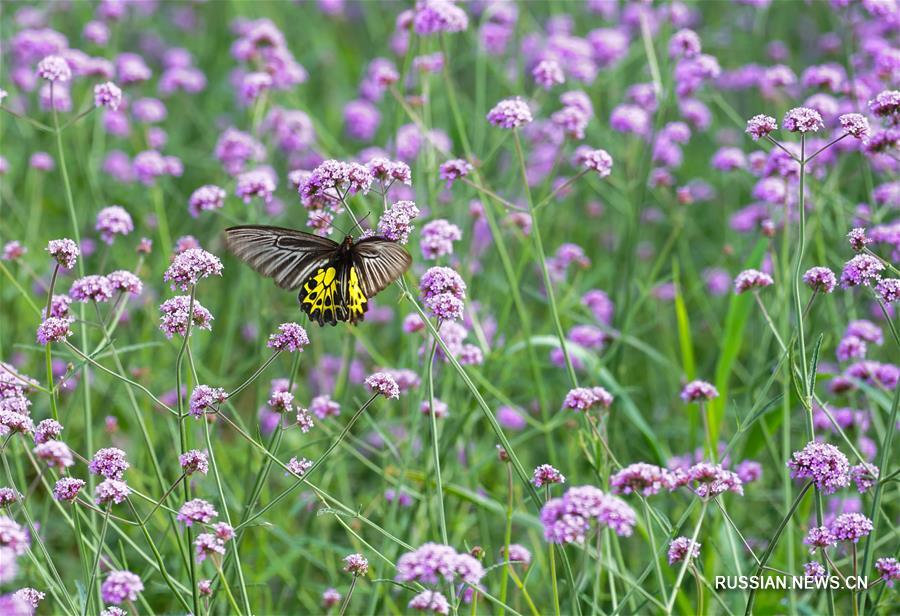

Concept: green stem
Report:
left=546, top=486, right=561, bottom=616
left=82, top=504, right=111, bottom=616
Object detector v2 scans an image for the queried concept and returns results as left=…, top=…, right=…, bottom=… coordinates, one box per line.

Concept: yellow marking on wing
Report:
left=302, top=267, right=339, bottom=322
left=347, top=266, right=368, bottom=320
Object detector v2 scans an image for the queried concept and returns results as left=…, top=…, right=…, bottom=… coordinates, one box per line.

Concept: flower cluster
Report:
left=540, top=485, right=636, bottom=543
left=419, top=266, right=466, bottom=321
left=395, top=543, right=485, bottom=586
left=787, top=441, right=850, bottom=494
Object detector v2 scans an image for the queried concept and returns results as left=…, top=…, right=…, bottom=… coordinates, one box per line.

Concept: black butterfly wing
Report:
left=351, top=236, right=413, bottom=297
left=224, top=225, right=339, bottom=290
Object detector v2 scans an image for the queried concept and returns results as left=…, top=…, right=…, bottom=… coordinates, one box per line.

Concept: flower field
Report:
left=0, top=1, right=898, bottom=615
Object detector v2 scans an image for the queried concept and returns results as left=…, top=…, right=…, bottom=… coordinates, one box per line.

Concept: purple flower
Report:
left=36, top=317, right=73, bottom=345
left=269, top=391, right=294, bottom=413
left=116, top=53, right=152, bottom=85
left=235, top=168, right=277, bottom=204
left=875, top=278, right=900, bottom=303
left=496, top=406, right=526, bottom=430
left=611, top=463, right=671, bottom=496
left=875, top=557, right=900, bottom=587
left=179, top=450, right=209, bottom=476
left=420, top=399, right=449, bottom=418
left=847, top=228, right=870, bottom=252
left=53, top=477, right=84, bottom=502
left=310, top=395, right=340, bottom=419
left=420, top=220, right=462, bottom=260
left=783, top=107, right=824, bottom=133
left=194, top=533, right=226, bottom=563
left=839, top=114, right=870, bottom=139
left=803, top=267, right=837, bottom=293
left=34, top=419, right=62, bottom=445
left=188, top=185, right=227, bottom=217
left=159, top=296, right=214, bottom=338
left=804, top=526, right=836, bottom=552
left=438, top=159, right=472, bottom=188
left=0, top=410, right=33, bottom=435
left=321, top=588, right=342, bottom=609
left=70, top=275, right=114, bottom=303
left=734, top=269, right=774, bottom=294
left=344, top=100, right=381, bottom=141
left=420, top=266, right=466, bottom=321
left=267, top=323, right=310, bottom=352
left=101, top=571, right=143, bottom=605
left=33, top=440, right=73, bottom=468
left=37, top=55, right=71, bottom=82
left=575, top=147, right=613, bottom=177
left=532, top=464, right=566, bottom=487
left=486, top=97, right=533, bottom=129
left=286, top=456, right=313, bottom=477
left=30, top=152, right=56, bottom=171
left=669, top=29, right=701, bottom=59
left=343, top=553, right=369, bottom=576
left=367, top=158, right=411, bottom=186
left=837, top=335, right=866, bottom=362
left=787, top=441, right=850, bottom=494
left=532, top=59, right=565, bottom=90
left=94, top=479, right=131, bottom=505
left=413, top=0, right=468, bottom=36
left=680, top=380, right=718, bottom=403
left=540, top=486, right=636, bottom=543
left=563, top=387, right=613, bottom=411
left=840, top=254, right=884, bottom=288
left=46, top=238, right=79, bottom=270
left=868, top=89, right=899, bottom=119
left=107, top=271, right=142, bottom=295
left=849, top=463, right=879, bottom=493
left=0, top=488, right=20, bottom=507
left=215, top=128, right=265, bottom=176
left=88, top=447, right=128, bottom=480
left=377, top=200, right=420, bottom=244
left=746, top=115, right=777, bottom=141
left=93, top=82, right=122, bottom=110
left=300, top=159, right=373, bottom=203
left=803, top=561, right=826, bottom=578
left=396, top=543, right=485, bottom=585
left=177, top=498, right=218, bottom=526
left=667, top=537, right=701, bottom=564
left=830, top=512, right=873, bottom=543
left=736, top=460, right=763, bottom=483
left=189, top=385, right=227, bottom=417
left=95, top=206, right=133, bottom=244
left=164, top=249, right=223, bottom=290
left=2, top=241, right=25, bottom=261
left=0, top=516, right=27, bottom=555
left=365, top=372, right=400, bottom=399
left=408, top=591, right=450, bottom=615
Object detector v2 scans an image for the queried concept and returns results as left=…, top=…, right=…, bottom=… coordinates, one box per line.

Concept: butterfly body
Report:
left=224, top=225, right=411, bottom=326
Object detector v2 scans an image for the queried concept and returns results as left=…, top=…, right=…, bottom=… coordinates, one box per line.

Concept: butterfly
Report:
left=224, top=225, right=412, bottom=326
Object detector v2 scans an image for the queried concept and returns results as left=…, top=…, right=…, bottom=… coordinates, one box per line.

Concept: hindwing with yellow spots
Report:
left=300, top=260, right=369, bottom=326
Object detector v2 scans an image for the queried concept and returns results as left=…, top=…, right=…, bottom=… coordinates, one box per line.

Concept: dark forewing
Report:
left=351, top=236, right=413, bottom=297
left=224, top=225, right=339, bottom=290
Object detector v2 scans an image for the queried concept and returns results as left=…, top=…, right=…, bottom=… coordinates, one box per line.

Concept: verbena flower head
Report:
left=680, top=380, right=718, bottom=403
left=611, top=463, right=671, bottom=496
left=849, top=463, right=879, bottom=493
left=669, top=29, right=701, bottom=59
left=576, top=147, right=613, bottom=177
left=88, top=447, right=129, bottom=480
left=194, top=532, right=226, bottom=563
left=37, top=55, right=71, bottom=82
left=868, top=89, right=899, bottom=119
left=267, top=322, right=310, bottom=352
left=95, top=206, right=133, bottom=244
left=286, top=456, right=313, bottom=477
left=101, top=571, right=143, bottom=605
left=787, top=441, right=850, bottom=494
left=343, top=553, right=369, bottom=576
left=376, top=200, right=420, bottom=244
left=875, top=278, right=900, bottom=303
left=783, top=107, right=824, bottom=133
left=563, top=387, right=614, bottom=411
left=438, top=159, right=472, bottom=188
left=804, top=526, right=836, bottom=552
left=420, top=398, right=448, bottom=418
left=420, top=266, right=466, bottom=320
left=188, top=185, right=227, bottom=217
left=70, top=275, right=114, bottom=303
left=0, top=516, right=27, bottom=555
left=2, top=241, right=25, bottom=261
left=670, top=463, right=744, bottom=498
left=532, top=464, right=566, bottom=487
left=413, top=0, right=468, bottom=36
left=875, top=557, right=900, bottom=587
left=667, top=537, right=700, bottom=564
left=540, top=485, right=636, bottom=543
left=107, top=271, right=142, bottom=295
left=830, top=512, right=873, bottom=543
left=94, top=479, right=131, bottom=505
left=803, top=267, right=837, bottom=293
left=33, top=440, right=73, bottom=468
left=532, top=59, right=565, bottom=90
left=36, top=316, right=73, bottom=345
left=177, top=498, right=218, bottom=526
left=189, top=385, right=227, bottom=417
left=93, top=81, right=122, bottom=110
left=235, top=168, right=277, bottom=204
left=803, top=561, right=826, bottom=578
left=164, top=248, right=223, bottom=290
left=46, top=238, right=79, bottom=270
left=365, top=372, right=400, bottom=399
left=847, top=228, right=870, bottom=252
left=0, top=410, right=33, bottom=435
left=736, top=460, right=763, bottom=483
left=487, top=97, right=533, bottom=129
left=322, top=588, right=342, bottom=609
left=301, top=159, right=373, bottom=202
left=839, top=113, right=870, bottom=139
left=310, top=394, right=340, bottom=419
left=408, top=591, right=450, bottom=615
left=420, top=220, right=462, bottom=260
left=395, top=543, right=485, bottom=585
left=367, top=158, right=411, bottom=185
left=746, top=115, right=777, bottom=141
left=840, top=254, right=884, bottom=288
left=734, top=269, right=774, bottom=294
left=179, top=450, right=209, bottom=475
left=0, top=488, right=21, bottom=507
left=159, top=296, right=214, bottom=338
